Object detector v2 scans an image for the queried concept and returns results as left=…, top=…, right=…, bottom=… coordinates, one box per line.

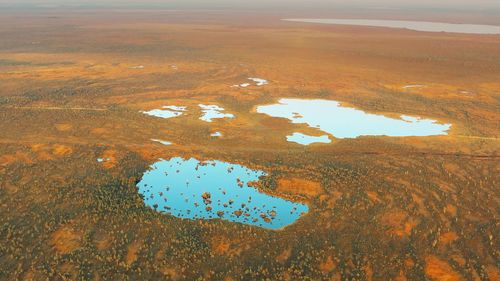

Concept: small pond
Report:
left=142, top=105, right=186, bottom=119
left=199, top=104, right=234, bottom=122
left=248, top=77, right=269, bottom=86
left=151, top=139, right=172, bottom=146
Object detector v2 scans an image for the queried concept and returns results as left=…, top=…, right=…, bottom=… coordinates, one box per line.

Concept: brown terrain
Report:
left=0, top=8, right=498, bottom=281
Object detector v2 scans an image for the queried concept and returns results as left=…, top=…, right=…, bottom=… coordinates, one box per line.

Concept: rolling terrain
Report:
left=0, top=9, right=498, bottom=280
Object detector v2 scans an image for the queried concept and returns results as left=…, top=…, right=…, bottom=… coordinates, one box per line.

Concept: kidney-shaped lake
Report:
left=137, top=157, right=309, bottom=230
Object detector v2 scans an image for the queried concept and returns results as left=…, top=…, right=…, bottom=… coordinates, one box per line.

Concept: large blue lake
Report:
left=137, top=157, right=309, bottom=230
left=257, top=98, right=451, bottom=140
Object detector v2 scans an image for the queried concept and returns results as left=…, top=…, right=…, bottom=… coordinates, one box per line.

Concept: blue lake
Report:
left=137, top=157, right=309, bottom=230
left=257, top=98, right=451, bottom=139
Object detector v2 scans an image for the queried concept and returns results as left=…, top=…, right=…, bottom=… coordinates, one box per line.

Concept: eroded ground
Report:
left=0, top=9, right=498, bottom=280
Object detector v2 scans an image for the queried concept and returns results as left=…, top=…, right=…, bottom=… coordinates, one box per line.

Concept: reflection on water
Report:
left=137, top=157, right=309, bottom=229
left=283, top=19, right=500, bottom=34
left=257, top=98, right=451, bottom=139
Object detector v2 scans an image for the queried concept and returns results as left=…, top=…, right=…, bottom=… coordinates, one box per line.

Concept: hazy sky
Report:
left=1, top=0, right=499, bottom=10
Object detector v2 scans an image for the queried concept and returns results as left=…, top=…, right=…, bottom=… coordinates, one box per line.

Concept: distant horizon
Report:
left=1, top=0, right=499, bottom=11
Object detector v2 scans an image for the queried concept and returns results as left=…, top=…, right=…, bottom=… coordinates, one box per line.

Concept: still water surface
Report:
left=137, top=157, right=309, bottom=229
left=283, top=19, right=500, bottom=34
left=257, top=98, right=451, bottom=139
left=287, top=132, right=331, bottom=145
left=199, top=104, right=235, bottom=122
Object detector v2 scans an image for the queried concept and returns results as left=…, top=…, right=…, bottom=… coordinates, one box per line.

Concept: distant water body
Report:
left=283, top=19, right=500, bottom=35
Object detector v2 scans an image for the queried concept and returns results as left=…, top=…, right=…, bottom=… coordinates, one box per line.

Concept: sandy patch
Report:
left=125, top=241, right=141, bottom=266
left=0, top=151, right=32, bottom=166
left=380, top=209, right=417, bottom=237
left=277, top=178, right=323, bottom=197
left=439, top=232, right=458, bottom=244
left=52, top=144, right=73, bottom=156
left=319, top=256, right=336, bottom=272
left=55, top=123, right=72, bottom=131
left=100, top=149, right=117, bottom=169
left=276, top=248, right=292, bottom=263
left=51, top=226, right=82, bottom=254
left=425, top=256, right=461, bottom=281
